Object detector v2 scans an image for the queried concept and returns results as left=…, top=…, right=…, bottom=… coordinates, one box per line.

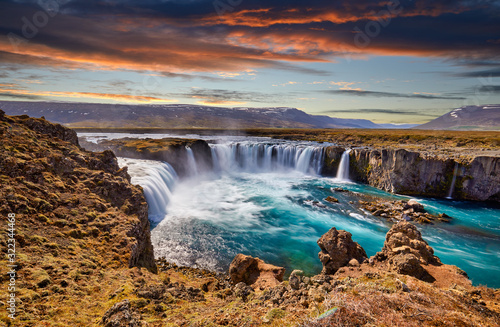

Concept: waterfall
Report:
left=336, top=149, right=351, bottom=181
left=185, top=146, right=198, bottom=176
left=117, top=158, right=178, bottom=223
left=210, top=143, right=324, bottom=175
left=446, top=162, right=459, bottom=199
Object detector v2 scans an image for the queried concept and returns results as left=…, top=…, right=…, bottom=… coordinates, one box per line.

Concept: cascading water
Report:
left=185, top=147, right=198, bottom=176
left=112, top=136, right=500, bottom=289
left=210, top=143, right=324, bottom=175
left=446, top=162, right=459, bottom=199
left=336, top=149, right=351, bottom=181
left=117, top=158, right=178, bottom=223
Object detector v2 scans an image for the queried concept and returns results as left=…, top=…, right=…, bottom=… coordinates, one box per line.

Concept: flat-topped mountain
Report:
left=0, top=101, right=411, bottom=129
left=417, top=105, right=500, bottom=131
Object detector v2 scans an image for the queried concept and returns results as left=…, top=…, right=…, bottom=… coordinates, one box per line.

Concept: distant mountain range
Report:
left=0, top=101, right=421, bottom=129
left=416, top=105, right=500, bottom=131
left=4, top=101, right=498, bottom=131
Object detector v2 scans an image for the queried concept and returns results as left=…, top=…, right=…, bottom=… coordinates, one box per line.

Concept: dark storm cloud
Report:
left=454, top=68, right=500, bottom=78
left=0, top=0, right=499, bottom=74
left=321, top=89, right=466, bottom=100
left=477, top=85, right=500, bottom=93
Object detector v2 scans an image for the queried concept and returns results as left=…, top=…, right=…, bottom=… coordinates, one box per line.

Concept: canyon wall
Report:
left=323, top=147, right=499, bottom=202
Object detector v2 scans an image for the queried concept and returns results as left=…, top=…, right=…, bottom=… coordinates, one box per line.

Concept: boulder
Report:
left=407, top=199, right=425, bottom=213
left=317, top=227, right=367, bottom=275
left=377, top=221, right=438, bottom=265
left=229, top=254, right=285, bottom=289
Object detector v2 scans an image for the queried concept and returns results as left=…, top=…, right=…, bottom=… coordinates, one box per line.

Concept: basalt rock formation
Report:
left=323, top=147, right=499, bottom=202
left=320, top=146, right=345, bottom=176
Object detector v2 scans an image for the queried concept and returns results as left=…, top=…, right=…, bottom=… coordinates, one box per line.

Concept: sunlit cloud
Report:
left=0, top=86, right=176, bottom=103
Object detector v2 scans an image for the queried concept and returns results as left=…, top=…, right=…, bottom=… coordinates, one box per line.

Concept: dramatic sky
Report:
left=1, top=0, right=499, bottom=123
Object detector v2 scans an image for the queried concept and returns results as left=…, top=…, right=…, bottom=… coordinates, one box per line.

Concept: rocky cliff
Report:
left=80, top=137, right=213, bottom=177
left=0, top=111, right=157, bottom=324
left=323, top=146, right=500, bottom=202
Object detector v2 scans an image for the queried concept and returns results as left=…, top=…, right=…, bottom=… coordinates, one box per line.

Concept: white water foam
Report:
left=117, top=158, right=178, bottom=223
left=336, top=149, right=351, bottom=181
left=210, top=143, right=324, bottom=175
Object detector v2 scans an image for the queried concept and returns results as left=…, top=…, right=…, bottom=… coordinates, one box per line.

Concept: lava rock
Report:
left=407, top=199, right=425, bottom=213
left=378, top=221, right=438, bottom=265
left=324, top=196, right=339, bottom=203
left=388, top=253, right=427, bottom=279
left=229, top=254, right=285, bottom=289
left=317, top=227, right=367, bottom=275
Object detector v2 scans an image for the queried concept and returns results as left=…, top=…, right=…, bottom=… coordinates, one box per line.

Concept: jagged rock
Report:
left=332, top=187, right=351, bottom=193
left=101, top=300, right=143, bottom=327
left=229, top=254, right=285, bottom=289
left=317, top=227, right=367, bottom=275
left=374, top=221, right=440, bottom=281
left=361, top=199, right=448, bottom=224
left=22, top=116, right=79, bottom=146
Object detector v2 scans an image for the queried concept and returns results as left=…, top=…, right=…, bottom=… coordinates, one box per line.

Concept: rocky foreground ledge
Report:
left=1, top=112, right=499, bottom=326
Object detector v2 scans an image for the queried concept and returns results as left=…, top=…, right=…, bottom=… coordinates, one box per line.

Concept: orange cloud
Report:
left=0, top=86, right=176, bottom=103
left=202, top=5, right=469, bottom=27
